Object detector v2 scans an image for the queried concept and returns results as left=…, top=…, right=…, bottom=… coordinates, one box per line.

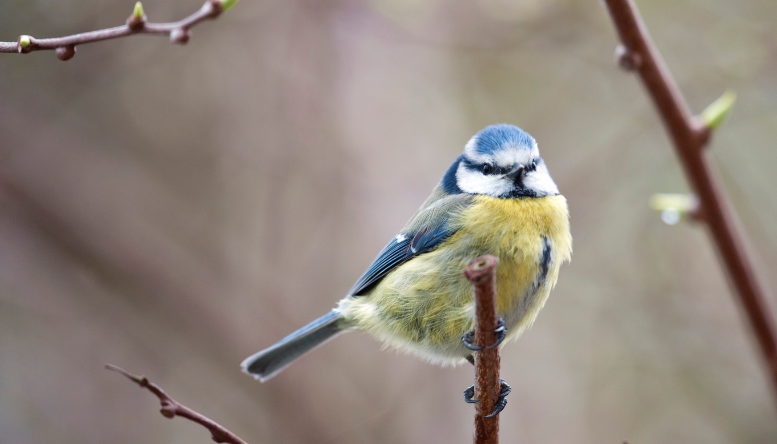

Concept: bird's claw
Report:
left=461, top=331, right=482, bottom=351
left=462, top=379, right=512, bottom=417
left=461, top=316, right=507, bottom=351
left=485, top=380, right=512, bottom=418
left=464, top=385, right=477, bottom=403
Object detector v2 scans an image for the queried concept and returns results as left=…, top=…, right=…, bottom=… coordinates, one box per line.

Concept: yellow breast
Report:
left=453, top=194, right=572, bottom=317
left=340, top=194, right=571, bottom=364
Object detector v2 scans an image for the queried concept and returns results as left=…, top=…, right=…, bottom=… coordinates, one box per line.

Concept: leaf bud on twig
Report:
left=127, top=2, right=147, bottom=30
left=700, top=90, right=736, bottom=131
left=649, top=193, right=700, bottom=225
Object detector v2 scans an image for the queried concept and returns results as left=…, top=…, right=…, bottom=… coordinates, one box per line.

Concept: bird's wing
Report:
left=348, top=188, right=474, bottom=296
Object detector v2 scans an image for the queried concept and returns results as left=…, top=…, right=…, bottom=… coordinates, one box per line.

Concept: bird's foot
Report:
left=463, top=385, right=477, bottom=404
left=462, top=379, right=512, bottom=417
left=461, top=316, right=507, bottom=351
left=486, top=380, right=512, bottom=417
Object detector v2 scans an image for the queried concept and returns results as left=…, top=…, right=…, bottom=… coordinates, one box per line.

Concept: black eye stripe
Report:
left=467, top=159, right=538, bottom=175
left=480, top=163, right=508, bottom=175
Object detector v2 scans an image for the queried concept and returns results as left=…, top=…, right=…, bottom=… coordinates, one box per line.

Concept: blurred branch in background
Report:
left=603, top=0, right=777, bottom=403
left=104, top=257, right=507, bottom=444
left=464, top=255, right=503, bottom=444
left=0, top=0, right=238, bottom=60
left=106, top=365, right=248, bottom=444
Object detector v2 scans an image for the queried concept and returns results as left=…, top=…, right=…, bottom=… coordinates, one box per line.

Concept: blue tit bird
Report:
left=241, top=123, right=571, bottom=415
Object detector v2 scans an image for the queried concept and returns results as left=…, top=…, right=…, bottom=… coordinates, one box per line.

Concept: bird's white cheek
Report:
left=456, top=164, right=512, bottom=197
left=523, top=164, right=559, bottom=196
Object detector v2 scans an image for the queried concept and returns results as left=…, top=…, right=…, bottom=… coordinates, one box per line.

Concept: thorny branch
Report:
left=0, top=0, right=238, bottom=61
left=603, top=0, right=777, bottom=402
left=465, top=255, right=502, bottom=444
left=105, top=364, right=248, bottom=444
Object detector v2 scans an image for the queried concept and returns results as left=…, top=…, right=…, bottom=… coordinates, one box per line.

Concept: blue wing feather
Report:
left=347, top=188, right=473, bottom=297
left=349, top=222, right=456, bottom=296
left=411, top=224, right=453, bottom=254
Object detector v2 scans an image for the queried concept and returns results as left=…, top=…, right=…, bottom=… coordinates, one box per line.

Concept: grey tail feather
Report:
left=240, top=310, right=347, bottom=382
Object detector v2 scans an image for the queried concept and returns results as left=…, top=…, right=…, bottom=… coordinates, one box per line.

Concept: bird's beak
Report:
left=505, top=164, right=525, bottom=181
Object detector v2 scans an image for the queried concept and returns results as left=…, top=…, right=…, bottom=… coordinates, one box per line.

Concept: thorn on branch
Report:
left=56, top=45, right=76, bottom=61
left=690, top=117, right=712, bottom=149
left=205, top=0, right=225, bottom=19
left=614, top=44, right=642, bottom=71
left=170, top=28, right=191, bottom=45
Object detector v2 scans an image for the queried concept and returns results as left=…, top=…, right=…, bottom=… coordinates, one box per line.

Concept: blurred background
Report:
left=1, top=0, right=777, bottom=443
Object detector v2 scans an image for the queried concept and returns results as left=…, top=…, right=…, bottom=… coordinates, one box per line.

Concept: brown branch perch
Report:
left=0, top=0, right=238, bottom=60
left=465, top=255, right=502, bottom=444
left=603, top=0, right=777, bottom=401
left=105, top=364, right=248, bottom=444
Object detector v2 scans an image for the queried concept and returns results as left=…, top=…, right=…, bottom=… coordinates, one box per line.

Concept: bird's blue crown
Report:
left=442, top=124, right=546, bottom=196
left=470, top=124, right=536, bottom=155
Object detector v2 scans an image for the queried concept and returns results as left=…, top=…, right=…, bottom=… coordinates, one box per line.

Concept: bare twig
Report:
left=105, top=364, right=248, bottom=444
left=464, top=255, right=501, bottom=444
left=0, top=0, right=238, bottom=60
left=603, top=0, right=777, bottom=401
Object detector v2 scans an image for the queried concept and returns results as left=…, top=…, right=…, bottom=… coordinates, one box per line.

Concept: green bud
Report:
left=19, top=35, right=31, bottom=47
left=700, top=90, right=736, bottom=130
left=133, top=2, right=145, bottom=19
left=221, top=0, right=239, bottom=11
left=649, top=193, right=698, bottom=225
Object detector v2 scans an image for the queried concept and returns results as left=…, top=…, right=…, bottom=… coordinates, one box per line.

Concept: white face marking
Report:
left=455, top=162, right=514, bottom=197
left=523, top=162, right=559, bottom=195
left=458, top=136, right=559, bottom=197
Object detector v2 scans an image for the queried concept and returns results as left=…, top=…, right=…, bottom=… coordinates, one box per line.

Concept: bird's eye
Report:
left=482, top=164, right=493, bottom=175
